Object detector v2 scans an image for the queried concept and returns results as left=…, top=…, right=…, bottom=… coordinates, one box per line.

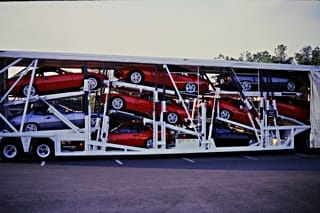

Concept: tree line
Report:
left=215, top=44, right=320, bottom=66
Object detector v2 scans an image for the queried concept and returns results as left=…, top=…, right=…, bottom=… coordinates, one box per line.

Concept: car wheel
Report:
left=128, top=70, right=143, bottom=84
left=111, top=97, right=125, bottom=110
left=22, top=85, right=37, bottom=96
left=88, top=77, right=99, bottom=90
left=90, top=117, right=97, bottom=127
left=166, top=112, right=179, bottom=124
left=248, top=138, right=256, bottom=146
left=145, top=138, right=153, bottom=149
left=24, top=123, right=38, bottom=132
left=32, top=141, right=53, bottom=160
left=220, top=109, right=231, bottom=120
left=286, top=80, right=296, bottom=92
left=241, top=81, right=252, bottom=91
left=185, top=83, right=197, bottom=93
left=0, top=141, right=22, bottom=161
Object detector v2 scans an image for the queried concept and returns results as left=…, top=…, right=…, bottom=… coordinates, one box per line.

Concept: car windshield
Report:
left=10, top=68, right=30, bottom=78
left=54, top=105, right=75, bottom=114
left=111, top=122, right=148, bottom=133
left=10, top=67, right=67, bottom=79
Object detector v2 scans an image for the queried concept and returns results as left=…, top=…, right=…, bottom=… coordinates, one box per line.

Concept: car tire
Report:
left=24, top=123, right=38, bottom=132
left=286, top=80, right=296, bottom=92
left=88, top=77, right=99, bottom=90
left=248, top=138, right=257, bottom=146
left=22, top=85, right=37, bottom=97
left=0, top=140, right=22, bottom=161
left=220, top=109, right=232, bottom=120
left=32, top=141, right=54, bottom=160
left=145, top=138, right=153, bottom=149
left=90, top=117, right=97, bottom=127
left=241, top=81, right=252, bottom=91
left=111, top=97, right=125, bottom=110
left=185, top=83, right=197, bottom=93
left=166, top=112, right=179, bottom=124
left=128, top=70, right=144, bottom=84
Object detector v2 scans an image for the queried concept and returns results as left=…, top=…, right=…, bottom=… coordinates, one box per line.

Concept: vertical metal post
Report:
left=0, top=60, right=7, bottom=130
left=82, top=62, right=91, bottom=144
left=153, top=90, right=158, bottom=149
left=83, top=62, right=89, bottom=115
left=20, top=59, right=38, bottom=132
left=153, top=65, right=159, bottom=149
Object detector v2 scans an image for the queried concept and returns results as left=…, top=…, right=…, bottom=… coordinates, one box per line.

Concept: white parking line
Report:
left=114, top=159, right=123, bottom=165
left=182, top=157, right=195, bottom=163
left=241, top=155, right=258, bottom=161
left=40, top=161, right=46, bottom=167
left=295, top=153, right=308, bottom=158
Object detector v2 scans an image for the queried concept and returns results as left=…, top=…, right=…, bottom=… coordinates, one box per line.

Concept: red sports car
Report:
left=114, top=65, right=210, bottom=93
left=7, top=67, right=103, bottom=97
left=218, top=98, right=253, bottom=126
left=276, top=98, right=309, bottom=123
left=108, top=120, right=170, bottom=148
left=207, top=97, right=310, bottom=125
left=206, top=98, right=254, bottom=126
left=106, top=93, right=188, bottom=125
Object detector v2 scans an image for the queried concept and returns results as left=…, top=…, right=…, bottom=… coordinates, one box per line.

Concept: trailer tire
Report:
left=32, top=141, right=54, bottom=160
left=0, top=140, right=22, bottom=161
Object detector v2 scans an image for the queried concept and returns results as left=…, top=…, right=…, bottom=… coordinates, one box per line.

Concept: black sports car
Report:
left=217, top=73, right=297, bottom=92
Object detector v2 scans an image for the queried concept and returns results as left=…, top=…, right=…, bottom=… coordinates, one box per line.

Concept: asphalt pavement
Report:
left=1, top=152, right=320, bottom=213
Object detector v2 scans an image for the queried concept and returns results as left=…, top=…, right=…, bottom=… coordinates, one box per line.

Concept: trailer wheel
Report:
left=166, top=112, right=179, bottom=124
left=32, top=141, right=53, bottom=160
left=145, top=138, right=153, bottom=149
left=241, top=81, right=252, bottom=91
left=128, top=70, right=144, bottom=84
left=0, top=141, right=22, bottom=161
left=185, top=83, right=197, bottom=93
left=22, top=85, right=37, bottom=96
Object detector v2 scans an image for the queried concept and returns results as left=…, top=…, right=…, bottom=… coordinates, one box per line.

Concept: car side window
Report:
left=117, top=127, right=132, bottom=133
left=43, top=71, right=60, bottom=77
left=34, top=107, right=47, bottom=115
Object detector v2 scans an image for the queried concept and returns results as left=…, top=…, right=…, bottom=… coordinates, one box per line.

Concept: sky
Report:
left=0, top=0, right=319, bottom=60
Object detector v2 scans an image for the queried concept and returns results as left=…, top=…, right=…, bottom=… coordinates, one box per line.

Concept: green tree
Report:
left=239, top=51, right=253, bottom=61
left=311, top=46, right=320, bottom=65
left=273, top=44, right=288, bottom=63
left=252, top=51, right=273, bottom=63
left=215, top=54, right=225, bottom=60
left=215, top=54, right=237, bottom=61
left=295, top=45, right=313, bottom=65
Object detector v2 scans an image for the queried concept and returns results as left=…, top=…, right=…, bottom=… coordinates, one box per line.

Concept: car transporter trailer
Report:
left=0, top=50, right=319, bottom=161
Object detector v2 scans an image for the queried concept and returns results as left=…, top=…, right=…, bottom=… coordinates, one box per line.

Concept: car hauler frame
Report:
left=0, top=50, right=319, bottom=161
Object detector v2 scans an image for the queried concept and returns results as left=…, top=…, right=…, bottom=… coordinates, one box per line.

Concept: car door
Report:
left=35, top=107, right=62, bottom=129
left=109, top=124, right=141, bottom=147
left=35, top=69, right=73, bottom=92
left=134, top=95, right=153, bottom=117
